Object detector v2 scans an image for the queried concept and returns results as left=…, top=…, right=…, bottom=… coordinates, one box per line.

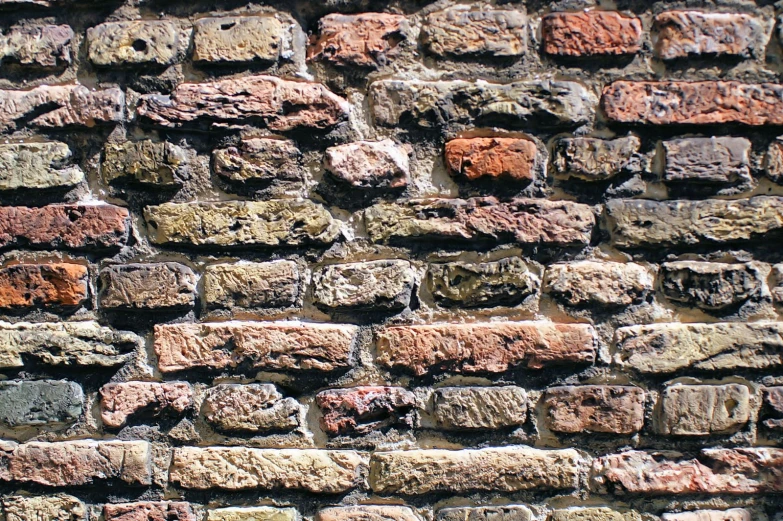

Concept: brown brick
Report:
left=542, top=385, right=645, bottom=434
left=317, top=506, right=422, bottom=521
left=203, top=261, right=301, bottom=311
left=324, top=139, right=410, bottom=189
left=0, top=263, right=87, bottom=309
left=99, top=263, right=197, bottom=310
left=552, top=136, right=642, bottom=181
left=212, top=138, right=304, bottom=188
left=316, top=386, right=416, bottom=436
left=432, top=386, right=527, bottom=431
left=444, top=137, right=537, bottom=182
left=313, top=260, right=415, bottom=311
left=87, top=21, right=189, bottom=67
left=659, top=384, right=751, bottom=436
left=308, top=13, right=408, bottom=68
left=100, top=382, right=194, bottom=429
left=662, top=137, right=752, bottom=185
left=762, top=386, right=783, bottom=430
left=662, top=510, right=751, bottom=521
left=193, top=16, right=284, bottom=64
left=203, top=383, right=300, bottom=433
left=602, top=81, right=783, bottom=125
left=1, top=24, right=73, bottom=67
left=377, top=322, right=597, bottom=376
left=659, top=261, right=762, bottom=311
left=543, top=261, right=653, bottom=307
left=422, top=7, right=526, bottom=58
left=104, top=503, right=197, bottom=521
left=437, top=506, right=534, bottom=521
left=541, top=11, right=642, bottom=56
left=0, top=205, right=129, bottom=251
left=102, top=140, right=186, bottom=187
left=3, top=495, right=85, bottom=521
left=0, top=142, right=84, bottom=191
left=154, top=322, right=357, bottom=373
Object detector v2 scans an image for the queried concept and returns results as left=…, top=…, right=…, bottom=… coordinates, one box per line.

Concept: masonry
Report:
left=0, top=1, right=780, bottom=521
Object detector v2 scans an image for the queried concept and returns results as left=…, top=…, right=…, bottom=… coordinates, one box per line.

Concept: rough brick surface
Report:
left=317, top=386, right=416, bottom=436
left=104, top=503, right=197, bottom=521
left=543, top=261, right=653, bottom=307
left=659, top=384, right=751, bottom=436
left=325, top=139, right=409, bottom=189
left=0, top=142, right=84, bottom=191
left=203, top=261, right=300, bottom=311
left=99, top=263, right=197, bottom=310
left=0, top=263, right=88, bottom=309
left=654, top=11, right=769, bottom=60
left=422, top=7, right=526, bottom=57
left=100, top=382, right=194, bottom=428
left=102, top=140, right=186, bottom=187
left=432, top=386, right=527, bottom=430
left=193, top=16, right=283, bottom=64
left=313, top=260, right=415, bottom=311
left=444, top=137, right=537, bottom=182
left=552, top=136, right=642, bottom=181
left=213, top=138, right=303, bottom=187
left=659, top=261, right=762, bottom=310
left=3, top=495, right=85, bottom=521
left=541, top=12, right=643, bottom=56
left=542, top=386, right=645, bottom=435
left=318, top=506, right=422, bottom=521
left=87, top=21, right=189, bottom=67
left=203, top=384, right=299, bottom=433
left=308, top=13, right=408, bottom=68
left=0, top=380, right=83, bottom=427
left=1, top=24, right=73, bottom=67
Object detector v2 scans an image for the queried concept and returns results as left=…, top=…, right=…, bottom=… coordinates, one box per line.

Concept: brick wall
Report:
left=0, top=1, right=780, bottom=520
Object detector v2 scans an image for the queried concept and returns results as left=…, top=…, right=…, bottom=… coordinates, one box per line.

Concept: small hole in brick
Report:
left=221, top=22, right=236, bottom=31
left=132, top=39, right=148, bottom=52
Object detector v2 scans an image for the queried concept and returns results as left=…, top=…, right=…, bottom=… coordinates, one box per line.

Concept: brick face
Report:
left=541, top=11, right=643, bottom=56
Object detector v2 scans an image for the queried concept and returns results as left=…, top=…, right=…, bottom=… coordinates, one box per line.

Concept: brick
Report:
left=203, top=261, right=299, bottom=311
left=1, top=24, right=73, bottom=67
left=662, top=510, right=751, bottom=521
left=422, top=7, right=526, bottom=57
left=318, top=506, right=422, bottom=521
left=193, top=16, right=283, bottom=64
left=170, top=447, right=366, bottom=492
left=308, top=13, right=408, bottom=68
left=370, top=447, right=580, bottom=494
left=765, top=138, right=783, bottom=184
left=761, top=387, right=783, bottom=430
left=549, top=508, right=640, bottom=521
left=87, top=21, right=189, bottom=67
left=0, top=440, right=151, bottom=487
left=316, top=386, right=416, bottom=436
left=0, top=142, right=83, bottom=191
left=552, top=136, right=642, bottom=181
left=772, top=263, right=783, bottom=303
left=137, top=75, right=349, bottom=131
left=663, top=137, right=751, bottom=185
left=370, top=79, right=595, bottom=129
left=660, top=384, right=751, bottom=436
left=0, top=204, right=129, bottom=251
left=654, top=11, right=769, bottom=60
left=427, top=257, right=539, bottom=309
left=543, top=261, right=653, bottom=307
left=3, top=495, right=85, bottom=521
left=615, top=322, right=783, bottom=374
left=377, top=322, right=597, bottom=376
left=602, top=81, right=783, bottom=126
left=207, top=507, right=297, bottom=521
left=0, top=85, right=123, bottom=132
left=313, top=260, right=415, bottom=311
left=102, top=140, right=186, bottom=187
left=432, top=386, right=527, bottom=430
left=0, top=321, right=141, bottom=370
left=541, top=11, right=642, bottom=56
left=324, top=139, right=409, bottom=189
left=542, top=386, right=645, bottom=435
left=154, top=322, right=357, bottom=373
left=144, top=201, right=339, bottom=248
left=99, top=263, right=197, bottom=310
left=444, top=137, right=536, bottom=182
left=203, top=384, right=299, bottom=433
left=659, top=261, right=762, bottom=311
left=100, top=382, right=194, bottom=428
left=365, top=197, right=595, bottom=246
left=212, top=138, right=303, bottom=187
left=437, top=506, right=533, bottom=521
left=590, top=448, right=783, bottom=494
left=0, top=380, right=82, bottom=427
left=0, top=263, right=88, bottom=309
left=104, top=503, right=197, bottom=521
left=605, top=197, right=783, bottom=248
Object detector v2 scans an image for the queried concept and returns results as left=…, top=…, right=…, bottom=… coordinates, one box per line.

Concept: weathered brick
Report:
left=154, top=322, right=357, bottom=373
left=659, top=384, right=751, bottom=436
left=316, top=386, right=416, bottom=436
left=377, top=322, right=597, bottom=376
left=591, top=448, right=783, bottom=494
left=422, top=7, right=526, bottom=57
left=1, top=24, right=73, bottom=67
left=100, top=382, right=194, bottom=428
left=0, top=204, right=129, bottom=251
left=324, top=139, right=409, bottom=190
left=542, top=385, right=645, bottom=435
left=662, top=510, right=751, bottom=521
left=543, top=261, right=653, bottom=307
left=0, top=440, right=151, bottom=487
left=370, top=447, right=580, bottom=494
left=203, top=384, right=299, bottom=433
left=432, top=386, right=527, bottom=430
left=170, top=447, right=366, bottom=492
left=660, top=261, right=762, bottom=311
left=0, top=321, right=140, bottom=370
left=0, top=142, right=84, bottom=191
left=437, top=506, right=533, bottom=521
left=761, top=386, right=783, bottom=430
left=549, top=508, right=641, bottom=521
left=0, top=263, right=88, bottom=309
left=104, top=502, right=197, bottom=521
left=602, top=81, right=783, bottom=126
left=99, top=263, right=197, bottom=310
left=319, top=506, right=422, bottom=521
left=427, top=257, right=539, bottom=309
left=3, top=495, right=85, bottom=521
left=663, top=137, right=751, bottom=185
left=444, top=137, right=536, bottom=182
left=654, top=11, right=769, bottom=60
left=370, top=79, right=595, bottom=129
left=0, top=380, right=82, bottom=427
left=772, top=263, right=783, bottom=303
left=144, top=201, right=339, bottom=248
left=0, top=85, right=123, bottom=132
left=615, top=322, right=783, bottom=374
left=765, top=138, right=783, bottom=184
left=541, top=11, right=642, bottom=56
left=365, top=198, right=595, bottom=246
left=204, top=261, right=300, bottom=311
left=193, top=16, right=284, bottom=64
left=313, top=260, right=415, bottom=311
left=207, top=507, right=297, bottom=521
left=605, top=197, right=783, bottom=248
left=212, top=138, right=303, bottom=187
left=137, top=75, right=349, bottom=131
left=308, top=13, right=408, bottom=68
left=552, top=136, right=642, bottom=181
left=102, top=140, right=186, bottom=187
left=87, top=21, right=189, bottom=67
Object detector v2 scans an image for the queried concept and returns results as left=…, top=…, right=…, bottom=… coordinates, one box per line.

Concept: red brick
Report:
left=104, top=503, right=197, bottom=521
left=377, top=322, right=597, bottom=376
left=654, top=11, right=769, bottom=60
left=762, top=386, right=783, bottom=430
left=444, top=137, right=536, bottom=182
left=0, top=205, right=129, bottom=251
left=0, top=263, right=87, bottom=309
left=603, top=81, right=783, bottom=125
left=541, top=11, right=642, bottom=56
left=100, top=382, right=194, bottom=428
left=316, top=386, right=416, bottom=436
left=542, top=385, right=645, bottom=434
left=308, top=13, right=408, bottom=68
